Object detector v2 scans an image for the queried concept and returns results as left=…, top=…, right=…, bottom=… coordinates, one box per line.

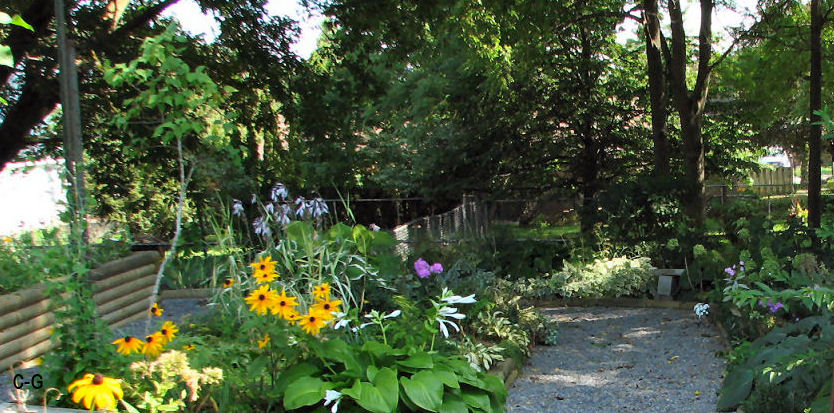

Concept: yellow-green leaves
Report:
left=0, top=12, right=33, bottom=70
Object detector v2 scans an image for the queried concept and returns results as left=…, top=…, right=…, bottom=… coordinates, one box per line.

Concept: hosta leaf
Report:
left=400, top=371, right=443, bottom=412
left=283, top=376, right=326, bottom=410
left=717, top=368, right=753, bottom=411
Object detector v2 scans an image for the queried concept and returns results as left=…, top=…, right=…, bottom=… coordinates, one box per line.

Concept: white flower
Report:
left=265, top=202, right=275, bottom=215
left=275, top=204, right=291, bottom=225
left=369, top=223, right=380, bottom=231
left=250, top=193, right=257, bottom=204
left=232, top=199, right=245, bottom=217
left=310, top=198, right=329, bottom=218
left=323, top=390, right=342, bottom=413
left=333, top=312, right=350, bottom=330
left=295, top=196, right=308, bottom=218
left=271, top=183, right=288, bottom=202
left=253, top=217, right=271, bottom=237
left=384, top=310, right=401, bottom=319
left=694, top=303, right=710, bottom=319
left=441, top=291, right=477, bottom=305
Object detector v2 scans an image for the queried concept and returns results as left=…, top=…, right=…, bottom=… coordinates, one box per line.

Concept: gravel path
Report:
left=507, top=306, right=726, bottom=413
left=1, top=298, right=214, bottom=403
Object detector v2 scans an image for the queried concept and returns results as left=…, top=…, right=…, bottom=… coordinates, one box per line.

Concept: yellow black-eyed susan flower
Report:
left=150, top=302, right=163, bottom=317
left=68, top=373, right=123, bottom=411
left=182, top=344, right=196, bottom=351
left=257, top=334, right=270, bottom=348
left=223, top=278, right=234, bottom=288
left=250, top=256, right=278, bottom=283
left=112, top=336, right=143, bottom=355
left=310, top=297, right=342, bottom=321
left=285, top=310, right=301, bottom=325
left=270, top=289, right=299, bottom=319
left=312, top=282, right=331, bottom=301
left=159, top=321, right=178, bottom=344
left=299, top=311, right=328, bottom=336
left=142, top=332, right=165, bottom=357
left=245, top=284, right=277, bottom=315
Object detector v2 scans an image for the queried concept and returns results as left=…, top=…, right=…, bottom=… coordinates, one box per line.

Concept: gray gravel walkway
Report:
left=507, top=306, right=726, bottom=413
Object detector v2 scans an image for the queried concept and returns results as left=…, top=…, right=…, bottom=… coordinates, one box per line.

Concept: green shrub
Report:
left=551, top=256, right=655, bottom=298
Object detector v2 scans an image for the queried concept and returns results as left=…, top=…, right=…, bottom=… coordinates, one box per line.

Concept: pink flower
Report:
left=414, top=258, right=431, bottom=278
left=430, top=263, right=443, bottom=274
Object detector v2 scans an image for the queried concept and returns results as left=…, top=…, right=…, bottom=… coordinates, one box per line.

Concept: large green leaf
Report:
left=342, top=380, right=393, bottom=413
left=400, top=371, right=443, bottom=412
left=321, top=338, right=362, bottom=375
left=0, top=45, right=13, bottom=67
left=283, top=376, right=326, bottom=410
left=396, top=351, right=434, bottom=369
left=461, top=387, right=491, bottom=411
left=374, top=367, right=399, bottom=411
left=286, top=221, right=316, bottom=246
left=9, top=15, right=34, bottom=31
left=717, top=368, right=754, bottom=411
left=275, top=362, right=321, bottom=396
left=439, top=392, right=468, bottom=413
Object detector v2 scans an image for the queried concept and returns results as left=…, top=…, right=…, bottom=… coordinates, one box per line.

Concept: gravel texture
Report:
left=506, top=306, right=726, bottom=413
left=0, top=298, right=215, bottom=403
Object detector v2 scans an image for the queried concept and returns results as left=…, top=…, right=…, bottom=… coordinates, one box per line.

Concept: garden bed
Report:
left=0, top=251, right=160, bottom=372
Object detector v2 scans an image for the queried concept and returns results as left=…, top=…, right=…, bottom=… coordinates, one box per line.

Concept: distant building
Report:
left=758, top=146, right=792, bottom=168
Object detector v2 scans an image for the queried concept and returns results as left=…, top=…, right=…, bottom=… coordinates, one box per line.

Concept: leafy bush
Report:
left=0, top=227, right=132, bottom=293
left=551, top=256, right=656, bottom=298
left=718, top=316, right=834, bottom=412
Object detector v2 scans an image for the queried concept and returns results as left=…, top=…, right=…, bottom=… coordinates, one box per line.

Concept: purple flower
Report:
left=430, top=263, right=443, bottom=274
left=414, top=258, right=431, bottom=278
left=724, top=267, right=735, bottom=276
left=739, top=261, right=745, bottom=266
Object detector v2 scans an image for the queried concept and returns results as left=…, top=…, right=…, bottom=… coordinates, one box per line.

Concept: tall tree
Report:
left=666, top=0, right=716, bottom=224
left=642, top=0, right=669, bottom=175
left=809, top=0, right=823, bottom=229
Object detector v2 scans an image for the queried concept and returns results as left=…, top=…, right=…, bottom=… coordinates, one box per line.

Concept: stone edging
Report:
left=527, top=296, right=700, bottom=310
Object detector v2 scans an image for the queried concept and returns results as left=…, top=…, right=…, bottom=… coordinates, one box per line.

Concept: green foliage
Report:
left=41, top=269, right=117, bottom=395
left=273, top=338, right=507, bottom=413
left=550, top=256, right=656, bottom=299
left=718, top=316, right=834, bottom=412
left=94, top=25, right=246, bottom=239
left=0, top=227, right=131, bottom=293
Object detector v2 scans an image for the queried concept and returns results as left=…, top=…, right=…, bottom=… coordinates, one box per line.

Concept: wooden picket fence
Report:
left=0, top=251, right=160, bottom=372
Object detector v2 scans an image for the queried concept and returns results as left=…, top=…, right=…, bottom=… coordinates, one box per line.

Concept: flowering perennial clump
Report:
left=414, top=258, right=444, bottom=278
left=759, top=298, right=784, bottom=313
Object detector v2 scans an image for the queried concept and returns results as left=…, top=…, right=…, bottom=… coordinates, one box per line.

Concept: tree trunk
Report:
left=643, top=0, right=669, bottom=174
left=680, top=111, right=706, bottom=221
left=667, top=0, right=713, bottom=226
left=809, top=0, right=823, bottom=230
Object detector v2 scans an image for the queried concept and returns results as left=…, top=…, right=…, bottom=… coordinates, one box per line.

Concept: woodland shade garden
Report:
left=8, top=0, right=834, bottom=412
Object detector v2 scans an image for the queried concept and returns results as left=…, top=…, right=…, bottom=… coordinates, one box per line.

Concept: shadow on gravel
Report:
left=507, top=306, right=725, bottom=413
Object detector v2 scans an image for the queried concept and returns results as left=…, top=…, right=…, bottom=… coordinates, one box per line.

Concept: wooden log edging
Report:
left=0, top=251, right=161, bottom=373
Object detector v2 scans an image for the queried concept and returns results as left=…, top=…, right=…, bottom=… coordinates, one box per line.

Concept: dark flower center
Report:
left=258, top=294, right=266, bottom=301
left=92, top=374, right=104, bottom=385
left=146, top=336, right=154, bottom=343
left=161, top=329, right=168, bottom=335
left=260, top=264, right=266, bottom=270
left=124, top=336, right=132, bottom=343
left=309, top=316, right=316, bottom=322
left=280, top=301, right=286, bottom=306
left=323, top=303, right=331, bottom=310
